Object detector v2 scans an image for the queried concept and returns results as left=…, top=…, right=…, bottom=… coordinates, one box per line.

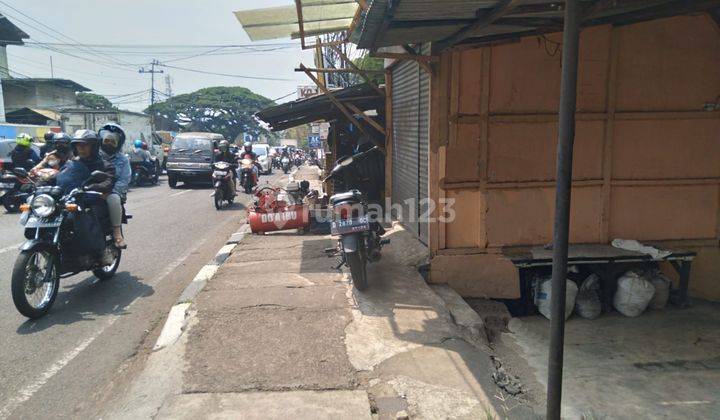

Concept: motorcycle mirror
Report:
left=12, top=167, right=29, bottom=178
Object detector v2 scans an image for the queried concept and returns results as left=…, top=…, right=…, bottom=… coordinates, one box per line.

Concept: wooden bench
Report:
left=504, top=244, right=696, bottom=316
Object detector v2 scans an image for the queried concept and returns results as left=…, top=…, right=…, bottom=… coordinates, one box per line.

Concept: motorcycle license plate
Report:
left=0, top=183, right=14, bottom=188
left=213, top=171, right=228, bottom=177
left=25, top=215, right=62, bottom=229
left=331, top=216, right=370, bottom=236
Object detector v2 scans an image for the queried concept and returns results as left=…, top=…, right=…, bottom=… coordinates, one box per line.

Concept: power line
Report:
left=7, top=52, right=141, bottom=81
left=157, top=63, right=295, bottom=82
left=272, top=91, right=297, bottom=102
left=0, top=1, right=137, bottom=68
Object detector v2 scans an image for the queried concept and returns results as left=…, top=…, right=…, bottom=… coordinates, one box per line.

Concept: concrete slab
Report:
left=231, top=238, right=335, bottom=262
left=370, top=339, right=501, bottom=419
left=503, top=301, right=720, bottom=419
left=431, top=284, right=489, bottom=348
left=184, top=307, right=357, bottom=393
left=156, top=391, right=371, bottom=420
left=196, top=285, right=349, bottom=312
left=223, top=257, right=339, bottom=275
left=206, top=270, right=346, bottom=290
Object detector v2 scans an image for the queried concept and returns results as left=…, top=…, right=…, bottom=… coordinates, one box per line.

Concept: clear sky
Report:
left=1, top=0, right=313, bottom=111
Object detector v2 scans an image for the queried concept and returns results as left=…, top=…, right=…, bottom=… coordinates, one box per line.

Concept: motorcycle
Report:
left=130, top=159, right=159, bottom=187
left=324, top=146, right=388, bottom=291
left=212, top=161, right=235, bottom=210
left=11, top=171, right=129, bottom=319
left=0, top=164, right=36, bottom=213
left=281, top=156, right=291, bottom=174
left=239, top=158, right=257, bottom=194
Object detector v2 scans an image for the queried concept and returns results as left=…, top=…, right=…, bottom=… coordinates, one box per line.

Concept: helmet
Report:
left=53, top=132, right=72, bottom=152
left=71, top=129, right=100, bottom=155
left=243, top=141, right=252, bottom=152
left=219, top=140, right=230, bottom=151
left=134, top=139, right=143, bottom=149
left=44, top=131, right=55, bottom=143
left=141, top=142, right=148, bottom=150
left=16, top=133, right=33, bottom=147
left=98, top=123, right=126, bottom=150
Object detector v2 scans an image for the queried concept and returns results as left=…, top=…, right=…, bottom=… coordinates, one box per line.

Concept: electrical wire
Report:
left=272, top=91, right=297, bottom=102
left=156, top=63, right=296, bottom=82
left=0, top=1, right=138, bottom=68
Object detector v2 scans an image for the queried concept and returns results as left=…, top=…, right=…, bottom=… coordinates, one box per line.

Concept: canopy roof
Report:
left=1, top=78, right=90, bottom=92
left=352, top=0, right=720, bottom=49
left=256, top=83, right=384, bottom=131
left=235, top=1, right=359, bottom=42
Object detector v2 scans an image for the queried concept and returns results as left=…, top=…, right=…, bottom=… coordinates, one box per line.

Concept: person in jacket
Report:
left=39, top=131, right=56, bottom=158
left=129, top=139, right=155, bottom=176
left=56, top=130, right=121, bottom=246
left=10, top=133, right=40, bottom=170
left=30, top=132, right=73, bottom=175
left=99, top=124, right=131, bottom=249
left=214, top=140, right=237, bottom=194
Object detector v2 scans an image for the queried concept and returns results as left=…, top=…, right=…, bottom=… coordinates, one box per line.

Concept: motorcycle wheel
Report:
left=214, top=189, right=223, bottom=210
left=3, top=198, right=19, bottom=213
left=11, top=250, right=59, bottom=319
left=93, top=248, right=121, bottom=281
left=244, top=184, right=253, bottom=194
left=345, top=251, right=368, bottom=291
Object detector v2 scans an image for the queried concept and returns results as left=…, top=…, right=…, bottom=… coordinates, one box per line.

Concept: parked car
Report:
left=165, top=132, right=224, bottom=188
left=0, top=139, right=41, bottom=171
left=252, top=144, right=272, bottom=175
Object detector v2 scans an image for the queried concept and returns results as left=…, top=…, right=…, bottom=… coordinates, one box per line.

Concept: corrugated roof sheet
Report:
left=0, top=14, right=29, bottom=45
left=256, top=83, right=384, bottom=131
left=352, top=0, right=720, bottom=49
left=1, top=78, right=91, bottom=92
left=235, top=1, right=359, bottom=41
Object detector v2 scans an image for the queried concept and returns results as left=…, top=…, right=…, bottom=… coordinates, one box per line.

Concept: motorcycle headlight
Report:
left=31, top=194, right=56, bottom=218
left=0, top=190, right=6, bottom=198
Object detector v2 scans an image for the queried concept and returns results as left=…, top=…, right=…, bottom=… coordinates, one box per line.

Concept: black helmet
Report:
left=44, top=131, right=55, bottom=143
left=98, top=123, right=127, bottom=150
left=53, top=132, right=72, bottom=152
left=71, top=129, right=100, bottom=155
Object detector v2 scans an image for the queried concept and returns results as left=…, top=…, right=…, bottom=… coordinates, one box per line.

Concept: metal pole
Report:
left=547, top=1, right=581, bottom=419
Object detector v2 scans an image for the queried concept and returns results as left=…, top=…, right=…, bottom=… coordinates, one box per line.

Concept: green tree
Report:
left=353, top=55, right=384, bottom=84
left=77, top=92, right=115, bottom=110
left=145, top=86, right=275, bottom=142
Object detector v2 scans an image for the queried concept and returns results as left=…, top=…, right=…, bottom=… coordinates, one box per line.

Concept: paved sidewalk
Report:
left=108, top=166, right=533, bottom=419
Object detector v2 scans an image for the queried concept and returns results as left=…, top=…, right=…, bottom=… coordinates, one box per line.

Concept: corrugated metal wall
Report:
left=391, top=44, right=430, bottom=243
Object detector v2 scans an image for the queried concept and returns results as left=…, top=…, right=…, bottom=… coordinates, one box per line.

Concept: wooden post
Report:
left=385, top=69, right=394, bottom=202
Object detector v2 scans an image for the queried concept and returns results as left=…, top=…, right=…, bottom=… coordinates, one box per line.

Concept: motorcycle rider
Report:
left=214, top=140, right=237, bottom=194
left=56, top=130, right=119, bottom=244
left=39, top=131, right=56, bottom=158
left=99, top=124, right=131, bottom=249
left=238, top=141, right=261, bottom=185
left=30, top=132, right=73, bottom=175
left=10, top=133, right=40, bottom=170
left=129, top=139, right=155, bottom=176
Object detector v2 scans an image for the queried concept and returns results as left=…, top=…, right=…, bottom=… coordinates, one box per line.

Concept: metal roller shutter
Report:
left=391, top=44, right=430, bottom=243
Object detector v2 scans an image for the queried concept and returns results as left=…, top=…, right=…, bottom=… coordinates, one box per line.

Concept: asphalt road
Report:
left=0, top=171, right=286, bottom=419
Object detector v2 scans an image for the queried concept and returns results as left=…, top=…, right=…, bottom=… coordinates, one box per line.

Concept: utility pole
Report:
left=49, top=55, right=54, bottom=78
left=164, top=74, right=173, bottom=98
left=139, top=59, right=164, bottom=130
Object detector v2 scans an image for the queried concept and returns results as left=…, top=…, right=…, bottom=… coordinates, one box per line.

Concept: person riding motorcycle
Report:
left=39, top=131, right=56, bottom=158
left=56, top=130, right=119, bottom=245
left=237, top=141, right=261, bottom=183
left=129, top=139, right=155, bottom=176
left=214, top=140, right=238, bottom=193
left=10, top=133, right=40, bottom=170
left=30, top=132, right=73, bottom=178
left=99, top=123, right=132, bottom=249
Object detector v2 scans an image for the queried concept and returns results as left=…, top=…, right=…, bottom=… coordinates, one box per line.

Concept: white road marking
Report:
left=169, top=190, right=192, bottom=198
left=0, top=236, right=210, bottom=418
left=0, top=243, right=22, bottom=255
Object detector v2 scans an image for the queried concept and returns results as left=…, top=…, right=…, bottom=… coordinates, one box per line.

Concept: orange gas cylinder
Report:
left=248, top=204, right=310, bottom=234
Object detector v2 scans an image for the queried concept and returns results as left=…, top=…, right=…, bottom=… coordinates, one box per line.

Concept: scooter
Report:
left=212, top=161, right=235, bottom=209
left=324, top=146, right=388, bottom=291
left=130, top=159, right=160, bottom=187
left=239, top=158, right=257, bottom=194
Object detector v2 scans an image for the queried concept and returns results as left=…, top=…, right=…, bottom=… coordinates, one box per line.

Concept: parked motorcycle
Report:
left=130, top=160, right=159, bottom=187
left=324, top=146, right=388, bottom=291
left=239, top=158, right=257, bottom=194
left=212, top=161, right=235, bottom=210
left=281, top=156, right=291, bottom=174
left=0, top=164, right=36, bottom=213
left=11, top=171, right=129, bottom=319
